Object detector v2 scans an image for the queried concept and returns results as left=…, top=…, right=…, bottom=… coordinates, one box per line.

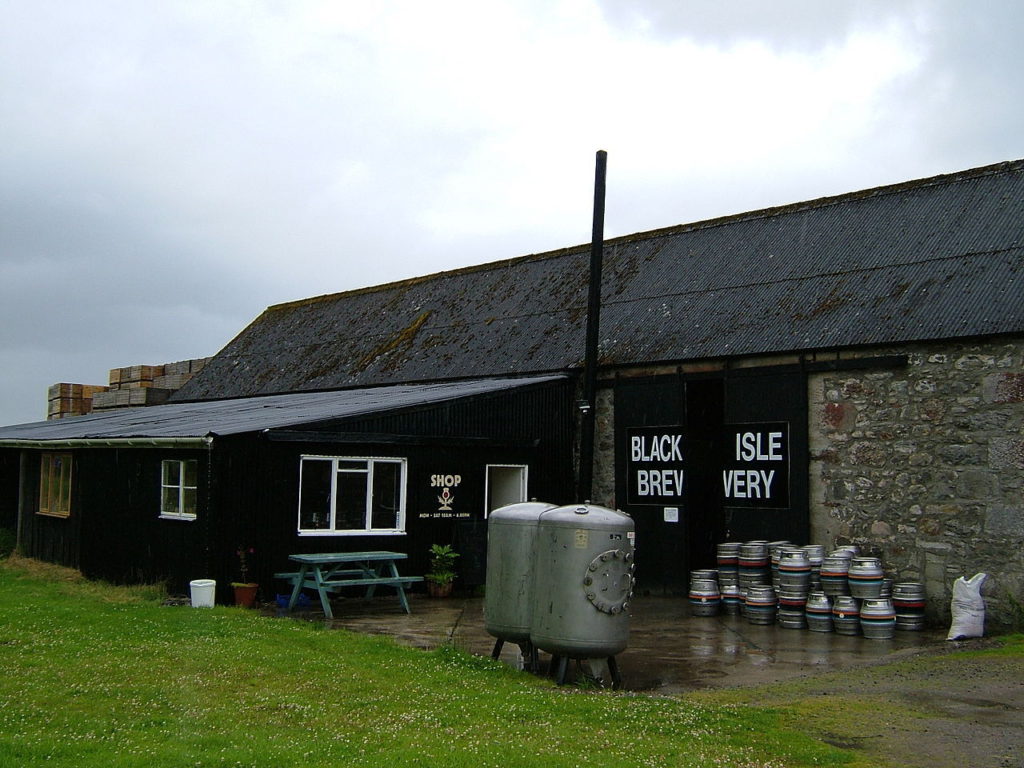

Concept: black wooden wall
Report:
left=10, top=377, right=576, bottom=601
left=232, top=378, right=577, bottom=598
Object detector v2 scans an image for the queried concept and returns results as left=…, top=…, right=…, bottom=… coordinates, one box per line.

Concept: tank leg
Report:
left=519, top=641, right=539, bottom=673
left=546, top=654, right=559, bottom=678
left=607, top=656, right=621, bottom=689
left=551, top=655, right=570, bottom=685
left=490, top=638, right=504, bottom=660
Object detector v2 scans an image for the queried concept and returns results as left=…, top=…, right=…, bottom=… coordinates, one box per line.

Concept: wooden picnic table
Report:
left=275, top=551, right=423, bottom=619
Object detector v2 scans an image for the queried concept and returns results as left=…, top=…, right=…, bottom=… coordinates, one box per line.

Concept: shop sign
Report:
left=419, top=473, right=469, bottom=519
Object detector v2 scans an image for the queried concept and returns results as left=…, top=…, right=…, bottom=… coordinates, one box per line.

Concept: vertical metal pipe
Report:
left=577, top=150, right=607, bottom=502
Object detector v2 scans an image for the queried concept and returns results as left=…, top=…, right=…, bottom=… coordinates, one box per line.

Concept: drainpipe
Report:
left=577, top=149, right=607, bottom=502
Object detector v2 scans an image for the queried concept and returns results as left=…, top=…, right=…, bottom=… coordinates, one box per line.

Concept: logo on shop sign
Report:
left=430, top=474, right=461, bottom=512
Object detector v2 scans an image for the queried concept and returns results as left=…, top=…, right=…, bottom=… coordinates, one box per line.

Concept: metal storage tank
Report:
left=484, top=501, right=556, bottom=647
left=529, top=503, right=635, bottom=660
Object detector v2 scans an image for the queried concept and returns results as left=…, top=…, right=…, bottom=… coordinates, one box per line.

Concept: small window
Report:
left=298, top=456, right=406, bottom=535
left=161, top=459, right=198, bottom=520
left=38, top=453, right=73, bottom=518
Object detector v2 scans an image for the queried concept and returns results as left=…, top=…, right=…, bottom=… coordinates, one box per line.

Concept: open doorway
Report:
left=485, top=464, right=528, bottom=516
left=683, top=378, right=726, bottom=571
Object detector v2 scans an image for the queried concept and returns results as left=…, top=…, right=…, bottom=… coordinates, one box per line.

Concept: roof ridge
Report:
left=262, top=157, right=1023, bottom=313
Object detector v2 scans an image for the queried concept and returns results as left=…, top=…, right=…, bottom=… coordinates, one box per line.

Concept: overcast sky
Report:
left=2, top=0, right=1022, bottom=426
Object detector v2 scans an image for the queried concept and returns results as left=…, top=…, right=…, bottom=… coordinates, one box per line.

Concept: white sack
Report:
left=946, top=572, right=988, bottom=640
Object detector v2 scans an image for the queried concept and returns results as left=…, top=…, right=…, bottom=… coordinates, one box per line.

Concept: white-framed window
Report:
left=298, top=455, right=407, bottom=535
left=485, top=464, right=528, bottom=517
left=38, top=452, right=73, bottom=518
left=160, top=459, right=198, bottom=520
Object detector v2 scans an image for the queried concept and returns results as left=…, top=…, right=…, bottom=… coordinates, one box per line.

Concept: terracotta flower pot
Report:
left=427, top=581, right=453, bottom=598
left=232, top=582, right=259, bottom=608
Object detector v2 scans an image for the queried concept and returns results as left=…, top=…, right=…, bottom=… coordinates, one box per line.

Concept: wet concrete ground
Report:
left=267, top=593, right=1024, bottom=767
left=272, top=592, right=947, bottom=693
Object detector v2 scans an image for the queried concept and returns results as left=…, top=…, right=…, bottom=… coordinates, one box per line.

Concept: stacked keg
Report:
left=716, top=542, right=740, bottom=580
left=844, top=556, right=896, bottom=638
left=892, top=582, right=927, bottom=631
left=745, top=584, right=777, bottom=625
left=847, top=556, right=884, bottom=599
left=768, top=541, right=791, bottom=589
left=804, top=591, right=833, bottom=632
left=721, top=584, right=743, bottom=615
left=802, top=544, right=825, bottom=591
left=697, top=539, right=927, bottom=640
left=776, top=548, right=812, bottom=629
left=715, top=543, right=741, bottom=615
left=860, top=598, right=897, bottom=639
left=688, top=569, right=722, bottom=617
left=737, top=541, right=770, bottom=595
left=819, top=552, right=852, bottom=596
left=831, top=595, right=861, bottom=635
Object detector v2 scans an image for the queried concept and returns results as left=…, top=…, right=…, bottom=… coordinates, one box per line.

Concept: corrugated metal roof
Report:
left=0, top=375, right=567, bottom=444
left=175, top=159, right=1024, bottom=402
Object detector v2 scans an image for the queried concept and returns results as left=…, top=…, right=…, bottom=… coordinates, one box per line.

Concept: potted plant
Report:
left=425, top=543, right=459, bottom=598
left=231, top=545, right=259, bottom=607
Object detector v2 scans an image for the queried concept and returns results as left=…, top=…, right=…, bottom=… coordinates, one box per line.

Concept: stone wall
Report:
left=590, top=386, right=617, bottom=509
left=587, top=336, right=1023, bottom=629
left=808, top=336, right=1024, bottom=630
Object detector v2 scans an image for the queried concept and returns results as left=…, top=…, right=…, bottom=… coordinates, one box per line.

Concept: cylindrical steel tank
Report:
left=529, top=503, right=635, bottom=658
left=484, top=501, right=557, bottom=645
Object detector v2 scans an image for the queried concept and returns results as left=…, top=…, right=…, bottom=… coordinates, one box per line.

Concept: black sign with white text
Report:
left=626, top=426, right=687, bottom=505
left=722, top=422, right=790, bottom=508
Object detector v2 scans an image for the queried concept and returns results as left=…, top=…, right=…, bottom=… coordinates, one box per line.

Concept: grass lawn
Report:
left=0, top=555, right=924, bottom=767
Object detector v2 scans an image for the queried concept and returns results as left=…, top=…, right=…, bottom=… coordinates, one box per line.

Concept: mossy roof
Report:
left=174, top=159, right=1024, bottom=402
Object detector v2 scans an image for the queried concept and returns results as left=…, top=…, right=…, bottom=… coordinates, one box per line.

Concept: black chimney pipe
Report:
left=577, top=149, right=607, bottom=502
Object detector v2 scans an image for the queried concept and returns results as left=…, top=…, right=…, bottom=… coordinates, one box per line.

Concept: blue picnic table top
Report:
left=277, top=551, right=422, bottom=618
left=288, top=551, right=408, bottom=565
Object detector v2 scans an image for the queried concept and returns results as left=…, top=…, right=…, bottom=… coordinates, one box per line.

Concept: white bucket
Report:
left=189, top=579, right=216, bottom=608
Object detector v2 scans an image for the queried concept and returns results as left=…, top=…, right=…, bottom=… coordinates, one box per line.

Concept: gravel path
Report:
left=698, top=638, right=1024, bottom=768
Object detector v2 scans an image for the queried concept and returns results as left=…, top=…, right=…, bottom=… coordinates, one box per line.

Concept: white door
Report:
left=485, top=464, right=528, bottom=516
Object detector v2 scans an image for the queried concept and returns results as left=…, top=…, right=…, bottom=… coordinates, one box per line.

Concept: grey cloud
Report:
left=593, top=0, right=898, bottom=49
left=2, top=0, right=1023, bottom=427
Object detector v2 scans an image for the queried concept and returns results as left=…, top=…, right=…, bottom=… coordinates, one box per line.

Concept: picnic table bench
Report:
left=275, top=551, right=423, bottom=619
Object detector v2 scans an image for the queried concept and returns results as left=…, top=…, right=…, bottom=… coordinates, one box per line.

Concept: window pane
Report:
left=183, top=460, right=197, bottom=488
left=335, top=471, right=368, bottom=530
left=162, top=487, right=180, bottom=516
left=299, top=460, right=332, bottom=529
left=39, top=456, right=51, bottom=514
left=163, top=460, right=180, bottom=486
left=370, top=462, right=401, bottom=529
left=39, top=453, right=72, bottom=517
left=182, top=487, right=197, bottom=517
left=57, top=456, right=71, bottom=515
